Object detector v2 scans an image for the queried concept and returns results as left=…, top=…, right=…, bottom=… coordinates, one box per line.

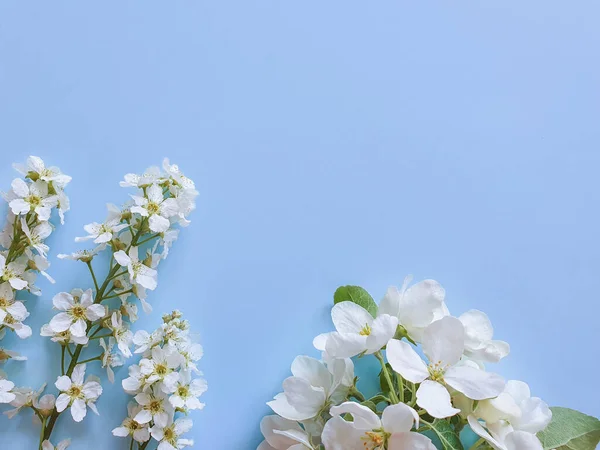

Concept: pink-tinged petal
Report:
left=381, top=403, right=419, bottom=433
left=321, top=416, right=367, bottom=450
left=422, top=316, right=465, bottom=367
left=331, top=301, right=373, bottom=334
left=389, top=432, right=437, bottom=450
left=445, top=366, right=505, bottom=400
left=416, top=380, right=460, bottom=419
left=386, top=339, right=428, bottom=383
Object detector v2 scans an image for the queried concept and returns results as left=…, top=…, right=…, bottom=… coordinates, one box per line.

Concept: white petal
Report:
left=504, top=380, right=531, bottom=404
left=53, top=292, right=74, bottom=310
left=505, top=431, right=543, bottom=450
left=260, top=415, right=303, bottom=449
left=416, top=380, right=460, bottom=419
left=514, top=397, right=552, bottom=433
left=147, top=184, right=163, bottom=203
left=49, top=313, right=73, bottom=333
left=86, top=304, right=105, bottom=321
left=379, top=286, right=401, bottom=317
left=9, top=278, right=28, bottom=290
left=149, top=214, right=170, bottom=233
left=467, top=340, right=510, bottom=363
left=113, top=250, right=131, bottom=267
left=71, top=364, right=86, bottom=385
left=389, top=432, right=437, bottom=450
left=321, top=416, right=367, bottom=450
left=331, top=301, right=374, bottom=333
left=329, top=401, right=380, bottom=429
left=422, top=316, right=465, bottom=367
left=112, top=426, right=130, bottom=437
left=11, top=178, right=29, bottom=197
left=70, top=319, right=87, bottom=337
left=475, top=393, right=521, bottom=425
left=381, top=403, right=418, bottom=433
left=399, top=279, right=445, bottom=328
left=55, top=393, right=70, bottom=412
left=467, top=415, right=504, bottom=450
left=290, top=356, right=332, bottom=390
left=459, top=310, right=494, bottom=349
left=312, top=332, right=331, bottom=351
left=324, top=332, right=368, bottom=358
left=134, top=409, right=153, bottom=424
left=366, top=314, right=398, bottom=353
left=55, top=376, right=72, bottom=392
left=445, top=365, right=505, bottom=400
left=386, top=339, right=428, bottom=383
left=71, top=398, right=87, bottom=422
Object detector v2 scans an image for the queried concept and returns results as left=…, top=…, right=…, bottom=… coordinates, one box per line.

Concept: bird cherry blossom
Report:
left=55, top=364, right=102, bottom=422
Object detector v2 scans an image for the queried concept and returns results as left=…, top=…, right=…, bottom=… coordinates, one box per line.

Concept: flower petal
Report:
left=329, top=401, right=380, bottom=430
left=505, top=431, right=543, bottom=450
left=445, top=365, right=505, bottom=400
left=389, top=432, right=437, bottom=450
left=422, top=316, right=464, bottom=367
left=331, top=301, right=373, bottom=334
left=416, top=380, right=460, bottom=419
left=381, top=403, right=419, bottom=433
left=386, top=339, right=428, bottom=383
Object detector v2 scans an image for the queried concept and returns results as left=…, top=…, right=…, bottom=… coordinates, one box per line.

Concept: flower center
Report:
left=177, top=386, right=189, bottom=398
left=126, top=418, right=141, bottom=431
left=155, top=363, right=168, bottom=376
left=361, top=430, right=388, bottom=449
left=428, top=360, right=447, bottom=382
left=147, top=202, right=160, bottom=215
left=25, top=194, right=42, bottom=208
left=148, top=399, right=163, bottom=414
left=0, top=297, right=10, bottom=308
left=163, top=427, right=176, bottom=444
left=359, top=323, right=372, bottom=336
left=68, top=385, right=83, bottom=399
left=70, top=305, right=87, bottom=320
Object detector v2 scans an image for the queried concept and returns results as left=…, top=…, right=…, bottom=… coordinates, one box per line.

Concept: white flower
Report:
left=33, top=394, right=56, bottom=423
left=134, top=386, right=173, bottom=428
left=122, top=363, right=144, bottom=394
left=150, top=417, right=194, bottom=450
left=313, top=301, right=398, bottom=358
left=55, top=364, right=102, bottom=422
left=0, top=347, right=27, bottom=362
left=13, top=156, right=71, bottom=187
left=4, top=384, right=45, bottom=418
left=139, top=347, right=182, bottom=391
left=114, top=247, right=158, bottom=291
left=0, top=282, right=30, bottom=336
left=467, top=380, right=551, bottom=450
left=0, top=379, right=16, bottom=404
left=41, top=439, right=71, bottom=450
left=459, top=310, right=510, bottom=364
left=21, top=219, right=52, bottom=256
left=107, top=312, right=134, bottom=358
left=322, top=402, right=436, bottom=450
left=267, top=356, right=353, bottom=422
left=57, top=244, right=106, bottom=262
left=100, top=338, right=125, bottom=383
left=120, top=166, right=162, bottom=188
left=131, top=184, right=179, bottom=233
left=387, top=316, right=505, bottom=419
left=258, top=415, right=314, bottom=450
left=112, top=401, right=151, bottom=443
left=0, top=254, right=28, bottom=290
left=41, top=324, right=89, bottom=346
left=8, top=179, right=58, bottom=221
left=163, top=159, right=195, bottom=191
left=48, top=289, right=104, bottom=338
left=164, top=370, right=207, bottom=410
left=379, top=277, right=448, bottom=342
left=75, top=217, right=129, bottom=244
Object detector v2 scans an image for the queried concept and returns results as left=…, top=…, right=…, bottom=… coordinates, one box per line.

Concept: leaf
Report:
left=538, top=407, right=600, bottom=450
left=360, top=400, right=377, bottom=412
left=333, top=285, right=378, bottom=317
left=428, top=419, right=464, bottom=450
left=378, top=363, right=394, bottom=394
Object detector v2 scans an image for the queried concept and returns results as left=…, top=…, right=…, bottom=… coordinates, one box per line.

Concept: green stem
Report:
left=408, top=381, right=417, bottom=407
left=78, top=355, right=102, bottom=365
left=89, top=334, right=113, bottom=340
left=136, top=233, right=161, bottom=246
left=38, top=416, right=47, bottom=450
left=86, top=261, right=100, bottom=292
left=61, top=346, right=65, bottom=375
left=374, top=351, right=399, bottom=404
left=397, top=373, right=404, bottom=403
left=470, top=438, right=486, bottom=450
left=102, top=290, right=132, bottom=301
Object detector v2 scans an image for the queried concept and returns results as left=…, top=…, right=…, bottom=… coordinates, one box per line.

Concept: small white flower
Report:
left=57, top=244, right=106, bottom=262
left=459, top=310, right=510, bottom=364
left=8, top=178, right=58, bottom=221
left=120, top=166, right=162, bottom=188
left=322, top=402, right=436, bottom=450
left=139, top=347, right=182, bottom=391
left=13, top=156, right=72, bottom=187
left=33, top=394, right=56, bottom=423
left=112, top=401, right=151, bottom=443
left=267, top=356, right=353, bottom=422
left=258, top=415, right=314, bottom=450
left=150, top=417, right=194, bottom=450
left=131, top=184, right=179, bottom=233
left=0, top=378, right=16, bottom=404
left=55, top=364, right=102, bottom=422
left=0, top=283, right=30, bottom=333
left=41, top=324, right=89, bottom=346
left=4, top=384, right=46, bottom=418
left=114, top=246, right=158, bottom=291
left=0, top=254, right=28, bottom=290
left=134, top=386, right=173, bottom=428
left=100, top=338, right=125, bottom=383
left=21, top=218, right=52, bottom=256
left=387, top=316, right=505, bottom=419
left=41, top=439, right=71, bottom=450
left=0, top=347, right=27, bottom=362
left=107, top=312, right=133, bottom=358
left=48, top=289, right=105, bottom=338
left=30, top=254, right=56, bottom=284
left=379, top=276, right=449, bottom=342
left=313, top=301, right=398, bottom=358
left=164, top=370, right=207, bottom=411
left=75, top=217, right=129, bottom=244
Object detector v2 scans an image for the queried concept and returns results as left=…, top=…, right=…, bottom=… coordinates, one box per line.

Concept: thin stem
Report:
left=102, top=290, right=132, bottom=301
left=129, top=437, right=134, bottom=450
left=408, top=381, right=417, bottom=407
left=61, top=346, right=65, bottom=375
left=86, top=261, right=100, bottom=292
left=89, top=334, right=113, bottom=340
left=136, top=233, right=160, bottom=247
left=374, top=351, right=399, bottom=404
left=470, top=438, right=486, bottom=450
left=66, top=345, right=74, bottom=357
left=38, top=417, right=47, bottom=450
left=107, top=269, right=128, bottom=281
left=78, top=355, right=103, bottom=365
left=397, top=373, right=404, bottom=403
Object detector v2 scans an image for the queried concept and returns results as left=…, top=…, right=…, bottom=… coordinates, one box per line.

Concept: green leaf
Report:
left=428, top=419, right=464, bottom=450
left=538, top=407, right=600, bottom=450
left=333, top=286, right=378, bottom=317
left=360, top=400, right=377, bottom=412
left=378, top=363, right=394, bottom=394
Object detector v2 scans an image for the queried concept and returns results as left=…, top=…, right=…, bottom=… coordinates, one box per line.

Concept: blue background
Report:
left=1, top=2, right=599, bottom=448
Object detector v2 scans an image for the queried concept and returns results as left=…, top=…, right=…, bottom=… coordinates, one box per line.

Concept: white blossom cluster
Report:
left=259, top=277, right=553, bottom=450
left=0, top=158, right=202, bottom=449
left=0, top=156, right=71, bottom=410
left=114, top=310, right=207, bottom=450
